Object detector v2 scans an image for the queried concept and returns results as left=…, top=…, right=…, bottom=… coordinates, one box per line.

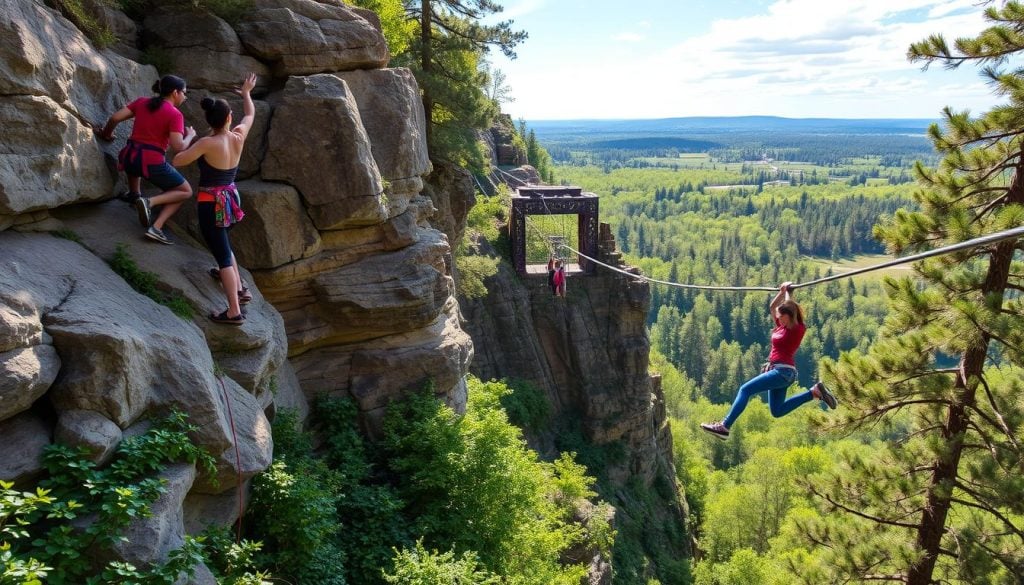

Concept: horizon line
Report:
left=515, top=114, right=940, bottom=123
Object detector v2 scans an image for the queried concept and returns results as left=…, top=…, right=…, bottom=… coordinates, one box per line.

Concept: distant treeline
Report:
left=544, top=132, right=935, bottom=168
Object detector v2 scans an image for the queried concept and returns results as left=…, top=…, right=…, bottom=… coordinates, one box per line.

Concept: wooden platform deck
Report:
left=524, top=263, right=583, bottom=276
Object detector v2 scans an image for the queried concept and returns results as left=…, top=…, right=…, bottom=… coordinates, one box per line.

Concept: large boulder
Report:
left=54, top=409, right=123, bottom=465
left=0, top=344, right=59, bottom=421
left=110, top=463, right=217, bottom=583
left=0, top=95, right=112, bottom=214
left=193, top=375, right=272, bottom=494
left=0, top=0, right=155, bottom=215
left=264, top=227, right=453, bottom=350
left=335, top=68, right=431, bottom=211
left=142, top=9, right=270, bottom=94
left=0, top=410, right=50, bottom=484
left=235, top=0, right=389, bottom=76
left=0, top=229, right=273, bottom=485
left=228, top=179, right=323, bottom=270
left=263, top=74, right=386, bottom=230
left=291, top=298, right=473, bottom=437
left=0, top=0, right=153, bottom=124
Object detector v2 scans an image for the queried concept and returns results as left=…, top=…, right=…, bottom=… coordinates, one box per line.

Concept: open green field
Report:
left=807, top=253, right=915, bottom=282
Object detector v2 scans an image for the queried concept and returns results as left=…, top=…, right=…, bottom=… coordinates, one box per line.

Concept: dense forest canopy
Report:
left=521, top=3, right=1024, bottom=583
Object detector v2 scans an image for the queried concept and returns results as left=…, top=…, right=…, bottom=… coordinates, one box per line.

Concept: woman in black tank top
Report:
left=173, top=74, right=257, bottom=325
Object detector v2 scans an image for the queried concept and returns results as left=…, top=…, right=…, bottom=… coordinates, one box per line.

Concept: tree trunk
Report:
left=907, top=159, right=1024, bottom=584
left=420, top=0, right=433, bottom=148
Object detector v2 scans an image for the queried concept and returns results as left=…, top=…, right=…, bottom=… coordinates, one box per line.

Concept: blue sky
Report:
left=486, top=0, right=1002, bottom=120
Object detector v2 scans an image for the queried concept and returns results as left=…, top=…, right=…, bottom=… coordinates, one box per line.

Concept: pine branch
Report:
left=808, top=485, right=920, bottom=529
left=949, top=496, right=1024, bottom=538
left=977, top=373, right=1022, bottom=450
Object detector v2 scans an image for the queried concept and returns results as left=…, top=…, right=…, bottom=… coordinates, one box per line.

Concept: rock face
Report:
left=460, top=224, right=690, bottom=565
left=235, top=0, right=390, bottom=76
left=0, top=0, right=469, bottom=575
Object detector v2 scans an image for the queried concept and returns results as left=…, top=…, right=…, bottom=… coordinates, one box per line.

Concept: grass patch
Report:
left=108, top=243, right=194, bottom=319
left=806, top=253, right=914, bottom=281
left=50, top=228, right=83, bottom=244
left=45, top=0, right=117, bottom=47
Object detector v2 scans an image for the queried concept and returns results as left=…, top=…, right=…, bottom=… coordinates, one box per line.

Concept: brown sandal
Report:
left=209, top=309, right=245, bottom=326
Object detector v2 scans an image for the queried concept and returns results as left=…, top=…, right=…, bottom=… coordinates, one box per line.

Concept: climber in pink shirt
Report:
left=700, top=282, right=838, bottom=440
left=95, top=74, right=195, bottom=245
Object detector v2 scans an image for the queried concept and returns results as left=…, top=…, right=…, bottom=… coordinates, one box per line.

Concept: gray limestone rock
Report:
left=228, top=179, right=322, bottom=270
left=192, top=376, right=272, bottom=494
left=0, top=410, right=50, bottom=484
left=54, top=409, right=122, bottom=465
left=263, top=74, right=386, bottom=230
left=0, top=96, right=112, bottom=214
left=111, top=463, right=196, bottom=567
left=0, top=344, right=59, bottom=421
left=335, top=68, right=431, bottom=215
left=235, top=0, right=389, bottom=76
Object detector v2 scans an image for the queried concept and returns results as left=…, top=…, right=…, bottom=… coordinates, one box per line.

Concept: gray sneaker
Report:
left=134, top=197, right=152, bottom=227
left=145, top=225, right=172, bottom=245
left=814, top=382, right=838, bottom=410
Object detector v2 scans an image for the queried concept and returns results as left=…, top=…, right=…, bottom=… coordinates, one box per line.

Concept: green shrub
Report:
left=455, top=252, right=499, bottom=299
left=108, top=243, right=193, bottom=319
left=50, top=229, right=83, bottom=245
left=200, top=527, right=272, bottom=585
left=381, top=378, right=598, bottom=584
left=45, top=0, right=116, bottom=47
left=247, top=459, right=346, bottom=585
left=498, top=378, right=551, bottom=432
left=1, top=412, right=217, bottom=584
left=384, top=540, right=500, bottom=585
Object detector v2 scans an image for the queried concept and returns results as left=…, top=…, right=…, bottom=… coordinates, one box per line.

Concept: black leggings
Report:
left=198, top=202, right=233, bottom=268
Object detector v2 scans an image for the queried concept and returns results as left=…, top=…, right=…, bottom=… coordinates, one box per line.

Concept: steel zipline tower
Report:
left=509, top=186, right=599, bottom=276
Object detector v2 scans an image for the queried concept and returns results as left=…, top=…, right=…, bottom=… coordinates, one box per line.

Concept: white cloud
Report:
left=498, top=0, right=1000, bottom=119
left=613, top=32, right=646, bottom=42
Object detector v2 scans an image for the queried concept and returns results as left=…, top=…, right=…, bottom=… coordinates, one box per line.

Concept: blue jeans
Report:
left=723, top=367, right=813, bottom=428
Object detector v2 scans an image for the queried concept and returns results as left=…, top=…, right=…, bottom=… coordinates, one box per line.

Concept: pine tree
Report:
left=400, top=0, right=527, bottom=167
left=801, top=4, right=1024, bottom=582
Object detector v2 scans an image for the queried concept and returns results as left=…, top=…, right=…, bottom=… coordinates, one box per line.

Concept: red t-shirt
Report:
left=767, top=318, right=805, bottom=366
left=126, top=97, right=184, bottom=150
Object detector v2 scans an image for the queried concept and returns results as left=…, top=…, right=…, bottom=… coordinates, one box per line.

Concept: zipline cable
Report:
left=551, top=225, right=1024, bottom=292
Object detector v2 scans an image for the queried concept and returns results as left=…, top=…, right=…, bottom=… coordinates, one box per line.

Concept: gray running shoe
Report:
left=145, top=225, right=172, bottom=245
left=814, top=382, right=838, bottom=410
left=134, top=197, right=152, bottom=227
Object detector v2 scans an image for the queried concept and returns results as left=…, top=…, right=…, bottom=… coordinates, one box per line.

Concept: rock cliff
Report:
left=460, top=220, right=691, bottom=574
left=0, top=0, right=469, bottom=577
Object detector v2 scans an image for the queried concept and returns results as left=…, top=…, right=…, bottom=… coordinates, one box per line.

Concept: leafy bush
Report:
left=108, top=243, right=193, bottom=319
left=247, top=397, right=410, bottom=585
left=200, top=527, right=271, bottom=585
left=346, top=0, right=415, bottom=55
left=384, top=540, right=500, bottom=585
left=247, top=459, right=346, bottom=585
left=381, top=378, right=599, bottom=584
left=50, top=229, right=83, bottom=245
left=455, top=253, right=499, bottom=299
left=1, top=412, right=217, bottom=584
left=498, top=378, right=550, bottom=432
